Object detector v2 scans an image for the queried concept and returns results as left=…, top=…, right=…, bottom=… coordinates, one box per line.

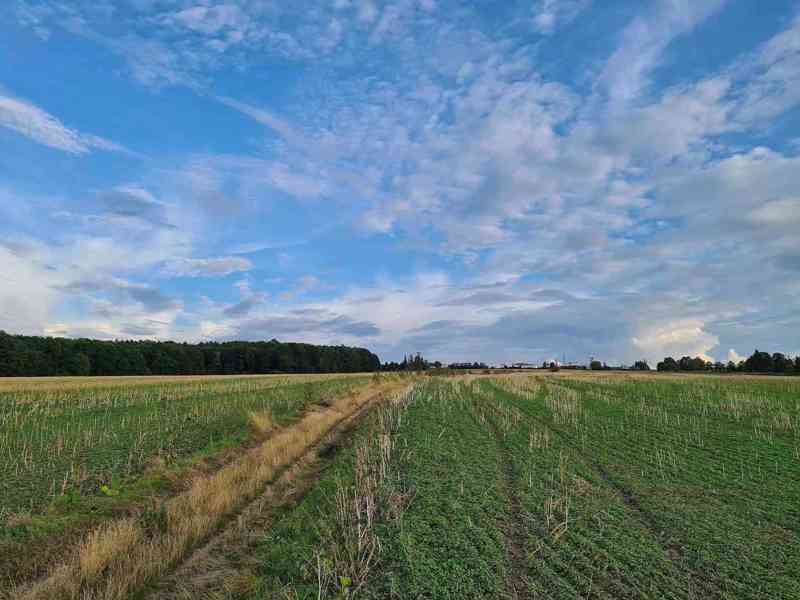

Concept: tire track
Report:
left=492, top=381, right=711, bottom=599
left=476, top=401, right=531, bottom=600
left=144, top=385, right=404, bottom=600
left=13, top=382, right=407, bottom=600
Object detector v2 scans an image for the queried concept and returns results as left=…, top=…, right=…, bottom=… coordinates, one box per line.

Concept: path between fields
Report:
left=483, top=405, right=531, bottom=600
left=144, top=383, right=402, bottom=599
left=14, top=380, right=409, bottom=600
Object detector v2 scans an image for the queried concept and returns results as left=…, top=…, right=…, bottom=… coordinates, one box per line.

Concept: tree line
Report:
left=380, top=354, right=492, bottom=372
left=0, top=331, right=381, bottom=377
left=381, top=353, right=433, bottom=371
left=656, top=350, right=800, bottom=374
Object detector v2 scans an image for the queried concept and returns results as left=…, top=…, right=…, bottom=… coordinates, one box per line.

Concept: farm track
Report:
left=144, top=385, right=392, bottom=600
left=549, top=379, right=800, bottom=544
left=491, top=381, right=711, bottom=599
left=476, top=393, right=637, bottom=600
left=483, top=410, right=531, bottom=600
left=9, top=381, right=406, bottom=600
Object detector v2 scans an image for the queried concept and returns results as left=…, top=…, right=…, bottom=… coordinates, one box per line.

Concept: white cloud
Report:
left=418, top=0, right=436, bottom=12
left=114, top=36, right=196, bottom=88
left=14, top=1, right=448, bottom=88
left=632, top=319, right=720, bottom=363
left=173, top=153, right=332, bottom=212
left=7, top=1, right=800, bottom=362
left=0, top=93, right=128, bottom=154
left=279, top=274, right=322, bottom=300
left=167, top=5, right=250, bottom=35
left=747, top=198, right=800, bottom=227
left=0, top=242, right=62, bottom=335
left=599, top=76, right=733, bottom=164
left=163, top=256, right=253, bottom=278
left=267, top=163, right=329, bottom=199
left=532, top=0, right=591, bottom=35
left=358, top=0, right=379, bottom=24
left=598, top=0, right=728, bottom=105
left=727, top=349, right=743, bottom=363
left=217, top=96, right=304, bottom=144
left=732, top=15, right=800, bottom=125
left=0, top=233, right=185, bottom=341
left=653, top=147, right=800, bottom=243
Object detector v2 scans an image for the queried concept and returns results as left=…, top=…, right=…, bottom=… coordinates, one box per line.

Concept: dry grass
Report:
left=0, top=372, right=366, bottom=394
left=247, top=409, right=276, bottom=438
left=149, top=430, right=351, bottom=598
left=78, top=519, right=143, bottom=584
left=145, top=388, right=412, bottom=600
left=11, top=381, right=402, bottom=600
left=314, top=389, right=414, bottom=598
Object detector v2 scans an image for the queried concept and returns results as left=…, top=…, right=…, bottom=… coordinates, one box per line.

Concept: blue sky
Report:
left=1, top=0, right=800, bottom=365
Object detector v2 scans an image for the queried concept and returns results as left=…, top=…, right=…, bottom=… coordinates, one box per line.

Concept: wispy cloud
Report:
left=0, top=92, right=129, bottom=154
left=163, top=5, right=252, bottom=36
left=162, top=256, right=254, bottom=278
left=597, top=0, right=728, bottom=105
left=532, top=0, right=591, bottom=35
left=217, top=96, right=310, bottom=148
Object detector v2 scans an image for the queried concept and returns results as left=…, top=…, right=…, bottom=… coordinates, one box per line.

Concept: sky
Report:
left=1, top=0, right=799, bottom=366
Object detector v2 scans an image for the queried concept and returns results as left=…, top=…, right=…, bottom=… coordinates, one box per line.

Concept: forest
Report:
left=0, top=331, right=380, bottom=376
left=656, top=350, right=800, bottom=374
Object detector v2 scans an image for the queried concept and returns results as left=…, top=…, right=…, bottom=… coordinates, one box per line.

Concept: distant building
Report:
left=505, top=360, right=586, bottom=370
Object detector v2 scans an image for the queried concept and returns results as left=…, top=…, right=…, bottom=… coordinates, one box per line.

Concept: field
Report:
left=1, top=372, right=799, bottom=599
left=0, top=373, right=388, bottom=595
left=0, top=374, right=365, bottom=516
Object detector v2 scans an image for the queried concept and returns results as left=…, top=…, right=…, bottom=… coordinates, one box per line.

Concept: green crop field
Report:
left=0, top=375, right=366, bottom=517
left=2, top=372, right=799, bottom=599
left=0, top=373, right=375, bottom=593
left=245, top=374, right=800, bottom=600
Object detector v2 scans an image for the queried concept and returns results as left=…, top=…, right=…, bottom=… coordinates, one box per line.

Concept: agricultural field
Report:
left=1, top=372, right=799, bottom=599
left=0, top=374, right=373, bottom=518
left=0, top=373, right=388, bottom=595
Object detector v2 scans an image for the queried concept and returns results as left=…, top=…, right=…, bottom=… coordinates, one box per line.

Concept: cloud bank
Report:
left=3, top=0, right=800, bottom=365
